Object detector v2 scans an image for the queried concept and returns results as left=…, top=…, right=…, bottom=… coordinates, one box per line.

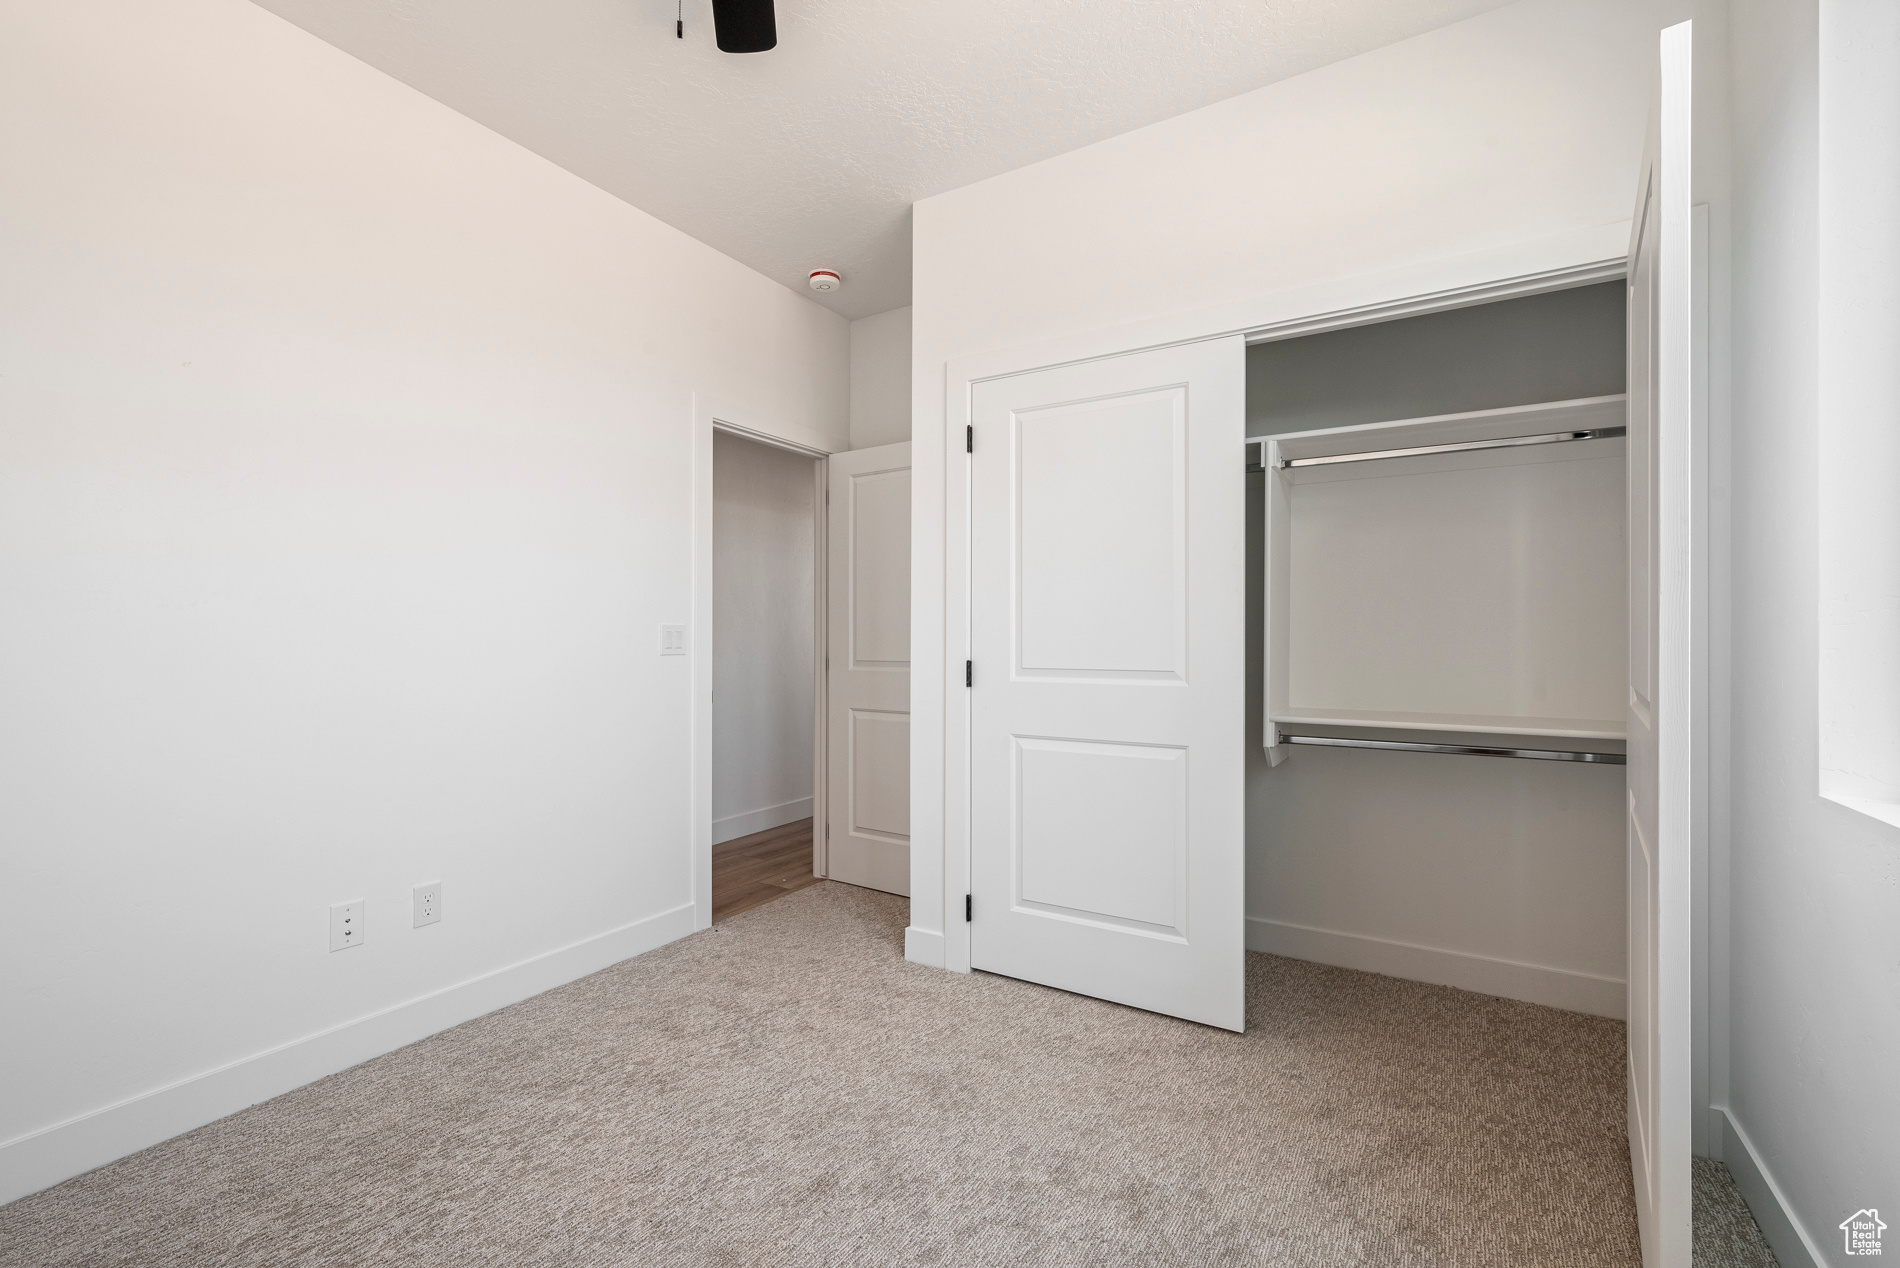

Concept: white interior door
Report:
left=825, top=442, right=912, bottom=895
left=1625, top=20, right=1693, bottom=1267
left=969, top=337, right=1247, bottom=1031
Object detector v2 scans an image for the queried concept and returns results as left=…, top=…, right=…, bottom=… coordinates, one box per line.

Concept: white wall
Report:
left=849, top=306, right=912, bottom=449
left=1716, top=0, right=1900, bottom=1260
left=907, top=0, right=1660, bottom=965
left=0, top=0, right=846, bottom=1203
left=712, top=432, right=815, bottom=843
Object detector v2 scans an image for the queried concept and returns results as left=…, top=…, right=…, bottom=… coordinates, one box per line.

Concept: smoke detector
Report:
left=808, top=270, right=841, bottom=293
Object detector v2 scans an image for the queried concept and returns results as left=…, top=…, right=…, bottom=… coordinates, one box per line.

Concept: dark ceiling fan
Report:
left=711, top=0, right=776, bottom=52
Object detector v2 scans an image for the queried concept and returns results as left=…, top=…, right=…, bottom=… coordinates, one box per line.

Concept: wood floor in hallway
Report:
left=711, top=817, right=820, bottom=923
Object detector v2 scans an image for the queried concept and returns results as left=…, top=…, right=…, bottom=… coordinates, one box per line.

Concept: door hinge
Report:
left=965, top=893, right=972, bottom=922
left=966, top=425, right=973, bottom=454
left=965, top=660, right=972, bottom=687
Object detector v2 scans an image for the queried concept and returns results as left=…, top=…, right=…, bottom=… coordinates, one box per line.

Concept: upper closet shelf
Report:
left=1259, top=394, right=1628, bottom=465
left=1261, top=395, right=1631, bottom=749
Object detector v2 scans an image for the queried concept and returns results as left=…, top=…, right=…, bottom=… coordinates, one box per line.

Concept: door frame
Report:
left=932, top=250, right=1647, bottom=976
left=691, top=394, right=843, bottom=931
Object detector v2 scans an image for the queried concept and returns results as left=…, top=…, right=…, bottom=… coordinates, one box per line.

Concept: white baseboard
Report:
left=0, top=901, right=695, bottom=1208
left=904, top=926, right=946, bottom=969
left=712, top=796, right=813, bottom=845
left=1721, top=1108, right=1826, bottom=1268
left=1246, top=916, right=1625, bottom=1019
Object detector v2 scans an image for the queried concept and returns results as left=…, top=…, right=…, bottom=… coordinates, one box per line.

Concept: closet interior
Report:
left=1245, top=280, right=1632, bottom=1018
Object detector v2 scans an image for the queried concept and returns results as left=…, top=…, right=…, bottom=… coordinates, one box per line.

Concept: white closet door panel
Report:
left=1285, top=440, right=1626, bottom=729
left=1626, top=20, right=1694, bottom=1267
left=826, top=442, right=911, bottom=896
left=971, top=336, right=1245, bottom=1032
left=1016, top=391, right=1186, bottom=678
left=1014, top=737, right=1187, bottom=934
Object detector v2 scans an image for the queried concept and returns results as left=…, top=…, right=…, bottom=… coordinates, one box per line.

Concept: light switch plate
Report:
left=329, top=900, right=364, bottom=952
left=412, top=882, right=442, bottom=928
left=659, top=624, right=687, bottom=656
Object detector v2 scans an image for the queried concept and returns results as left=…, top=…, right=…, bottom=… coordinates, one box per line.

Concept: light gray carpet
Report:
left=1694, top=1158, right=1781, bottom=1267
left=1, top=882, right=1640, bottom=1266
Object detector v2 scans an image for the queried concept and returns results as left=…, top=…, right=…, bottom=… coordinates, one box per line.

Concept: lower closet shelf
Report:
left=1273, top=732, right=1626, bottom=765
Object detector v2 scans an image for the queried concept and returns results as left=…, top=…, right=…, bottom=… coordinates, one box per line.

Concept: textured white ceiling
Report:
left=251, top=0, right=1511, bottom=318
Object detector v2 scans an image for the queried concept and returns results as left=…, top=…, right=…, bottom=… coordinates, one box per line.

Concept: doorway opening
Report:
left=710, top=428, right=824, bottom=923
left=694, top=406, right=914, bottom=928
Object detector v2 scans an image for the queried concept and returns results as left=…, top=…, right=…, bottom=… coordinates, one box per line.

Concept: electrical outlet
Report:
left=659, top=623, right=686, bottom=656
left=412, top=882, right=442, bottom=928
left=329, top=900, right=364, bottom=952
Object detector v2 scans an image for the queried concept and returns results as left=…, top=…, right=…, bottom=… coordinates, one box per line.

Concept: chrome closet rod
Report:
left=1272, top=425, right=1626, bottom=470
left=1275, top=732, right=1626, bottom=765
